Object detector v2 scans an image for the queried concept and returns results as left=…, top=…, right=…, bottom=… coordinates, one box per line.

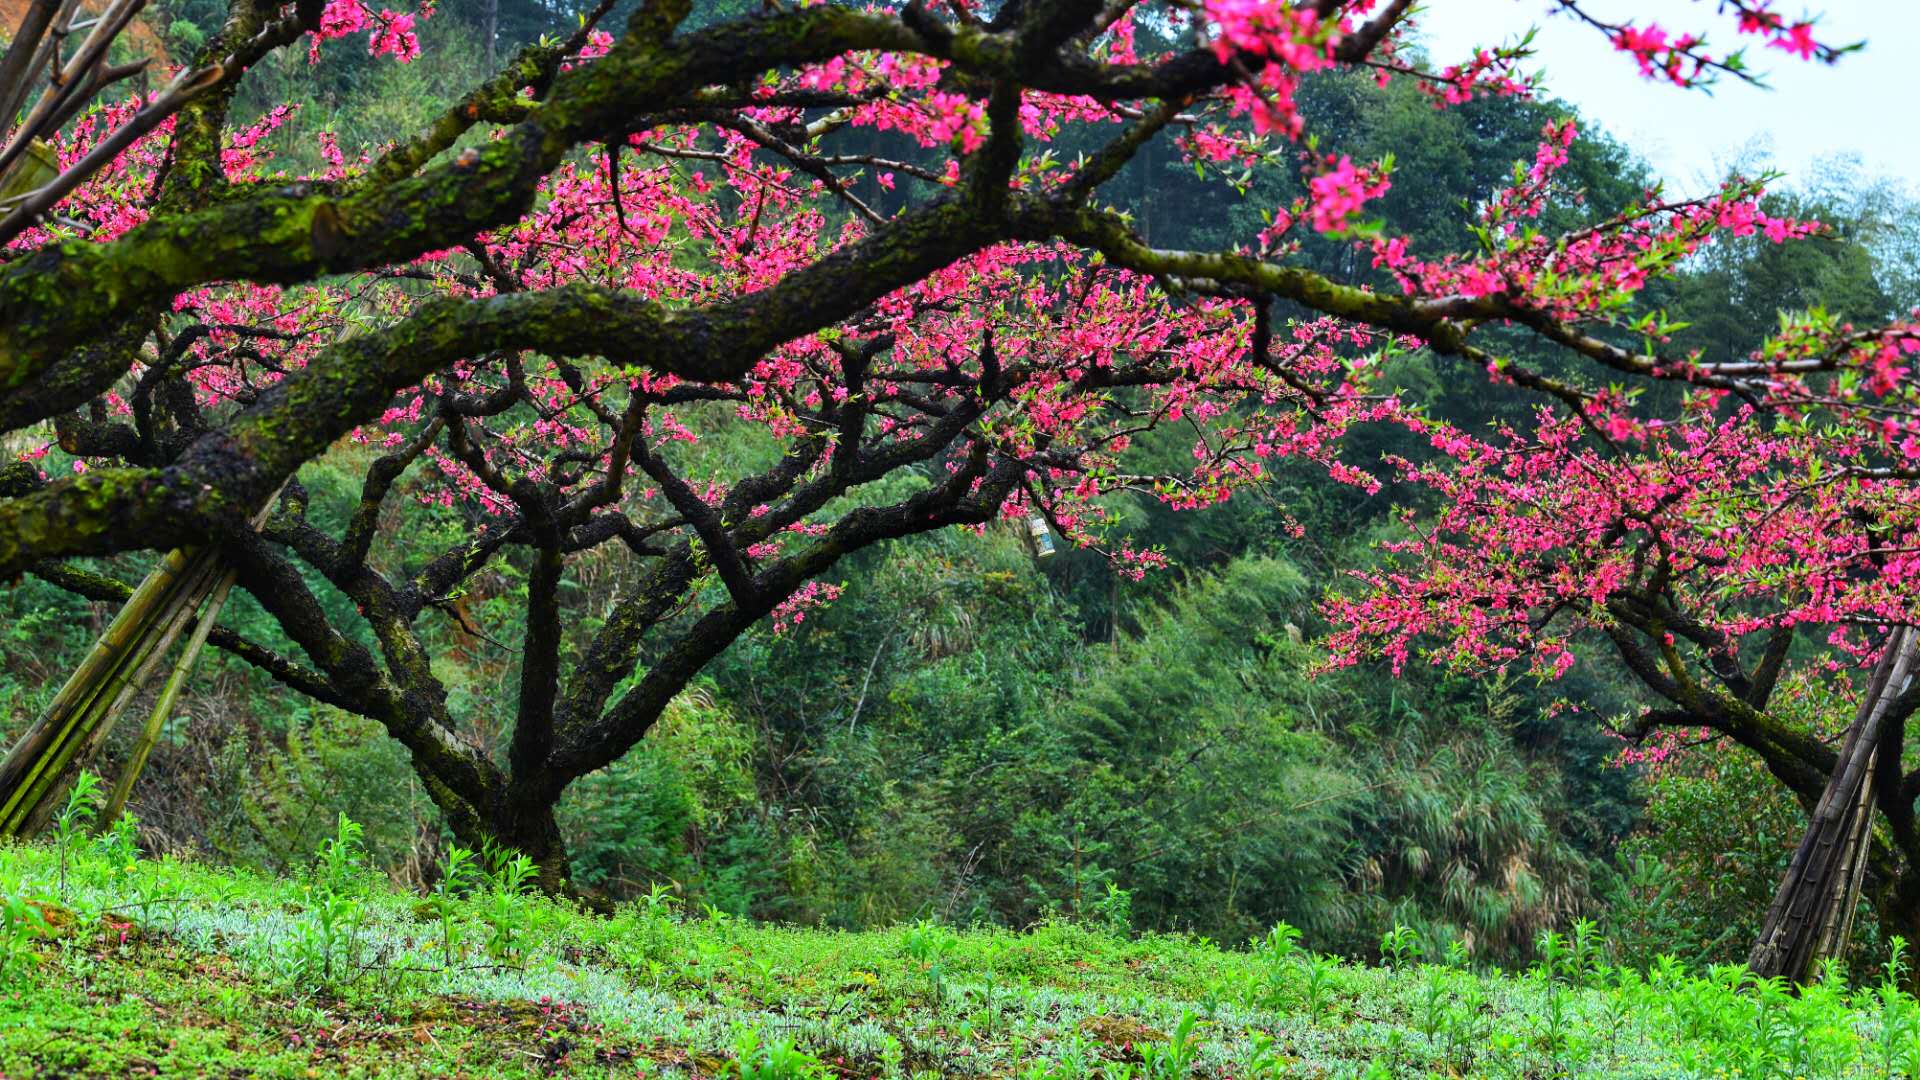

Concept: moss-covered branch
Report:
left=0, top=6, right=932, bottom=423
left=0, top=1, right=1331, bottom=430
left=1045, top=205, right=1473, bottom=353
left=0, top=174, right=1025, bottom=576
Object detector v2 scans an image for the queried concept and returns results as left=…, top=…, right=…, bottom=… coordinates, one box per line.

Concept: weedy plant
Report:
left=95, top=811, right=140, bottom=885
left=1091, top=883, right=1133, bottom=936
left=623, top=881, right=683, bottom=967
left=1299, top=952, right=1339, bottom=1022
left=1566, top=918, right=1602, bottom=989
left=0, top=888, right=46, bottom=984
left=1871, top=938, right=1920, bottom=1075
left=903, top=918, right=959, bottom=1008
left=1379, top=924, right=1420, bottom=969
left=428, top=844, right=480, bottom=968
left=1417, top=962, right=1451, bottom=1045
left=316, top=813, right=365, bottom=894
left=1137, top=1010, right=1204, bottom=1080
left=286, top=813, right=369, bottom=987
left=1532, top=928, right=1575, bottom=1061
left=1442, top=972, right=1490, bottom=1070
left=50, top=771, right=102, bottom=900
left=1027, top=1034, right=1093, bottom=1080
left=730, top=1026, right=829, bottom=1080
left=480, top=845, right=538, bottom=968
left=1252, top=921, right=1301, bottom=1008
left=1241, top=1033, right=1286, bottom=1079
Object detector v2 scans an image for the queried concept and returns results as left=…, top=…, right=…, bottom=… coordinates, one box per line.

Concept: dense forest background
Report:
left=5, top=0, right=1918, bottom=973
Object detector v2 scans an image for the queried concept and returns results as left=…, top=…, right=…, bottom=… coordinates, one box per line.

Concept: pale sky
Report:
left=1414, top=0, right=1918, bottom=195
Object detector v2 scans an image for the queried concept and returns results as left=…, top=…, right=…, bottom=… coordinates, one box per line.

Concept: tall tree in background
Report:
left=0, top=0, right=1879, bottom=915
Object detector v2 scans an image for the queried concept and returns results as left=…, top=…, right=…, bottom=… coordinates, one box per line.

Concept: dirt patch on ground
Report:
left=1077, top=1013, right=1165, bottom=1046
left=416, top=995, right=661, bottom=1074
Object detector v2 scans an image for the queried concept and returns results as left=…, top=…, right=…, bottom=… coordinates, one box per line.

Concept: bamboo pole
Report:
left=0, top=549, right=222, bottom=835
left=99, top=566, right=239, bottom=825
left=1812, top=749, right=1873, bottom=976
left=1748, top=627, right=1920, bottom=982
left=0, top=488, right=282, bottom=838
left=0, top=547, right=203, bottom=825
left=1813, top=749, right=1879, bottom=979
left=20, top=553, right=223, bottom=834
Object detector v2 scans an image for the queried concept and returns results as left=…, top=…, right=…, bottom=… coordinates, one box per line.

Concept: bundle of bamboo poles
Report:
left=0, top=5, right=246, bottom=834
left=0, top=546, right=239, bottom=836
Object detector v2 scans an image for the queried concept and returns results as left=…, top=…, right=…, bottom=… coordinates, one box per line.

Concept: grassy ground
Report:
left=1, top=824, right=1917, bottom=1078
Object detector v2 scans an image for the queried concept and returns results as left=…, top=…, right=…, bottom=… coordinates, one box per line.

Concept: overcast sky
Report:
left=1412, top=0, right=1917, bottom=194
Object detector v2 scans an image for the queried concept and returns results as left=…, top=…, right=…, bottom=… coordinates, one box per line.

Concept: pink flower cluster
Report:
left=1307, top=156, right=1391, bottom=233
left=771, top=581, right=844, bottom=631
left=311, top=1, right=424, bottom=63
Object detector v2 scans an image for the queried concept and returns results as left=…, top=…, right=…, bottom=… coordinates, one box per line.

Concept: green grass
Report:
left=1, top=825, right=1918, bottom=1078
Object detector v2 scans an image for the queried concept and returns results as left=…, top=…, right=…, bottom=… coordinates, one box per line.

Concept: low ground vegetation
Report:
left=1, top=807, right=1916, bottom=1078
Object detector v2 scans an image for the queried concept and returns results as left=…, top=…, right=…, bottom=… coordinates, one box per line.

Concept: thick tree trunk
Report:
left=1748, top=627, right=1920, bottom=982
left=482, top=0, right=498, bottom=70
left=443, top=794, right=576, bottom=899
left=497, top=805, right=571, bottom=895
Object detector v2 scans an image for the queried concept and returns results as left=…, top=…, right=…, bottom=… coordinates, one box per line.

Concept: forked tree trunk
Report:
left=1748, top=626, right=1920, bottom=982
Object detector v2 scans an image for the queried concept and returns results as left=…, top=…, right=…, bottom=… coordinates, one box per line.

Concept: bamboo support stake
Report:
left=21, top=554, right=224, bottom=833
left=1833, top=762, right=1878, bottom=963
left=1811, top=749, right=1878, bottom=979
left=0, top=547, right=201, bottom=819
left=1748, top=626, right=1920, bottom=981
left=0, top=487, right=283, bottom=837
left=0, top=550, right=221, bottom=835
left=100, top=566, right=239, bottom=826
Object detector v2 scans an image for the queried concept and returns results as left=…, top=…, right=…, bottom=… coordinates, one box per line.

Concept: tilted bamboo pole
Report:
left=0, top=549, right=199, bottom=811
left=1748, top=626, right=1920, bottom=982
left=1810, top=746, right=1879, bottom=979
left=0, top=547, right=221, bottom=835
left=23, top=556, right=225, bottom=833
left=99, top=565, right=239, bottom=825
left=0, top=492, right=278, bottom=838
